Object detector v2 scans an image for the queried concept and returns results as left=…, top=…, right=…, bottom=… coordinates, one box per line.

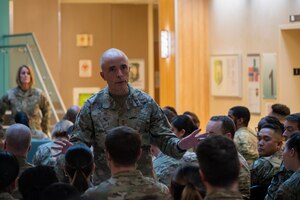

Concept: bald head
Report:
left=63, top=105, right=80, bottom=123
left=5, top=124, right=31, bottom=156
left=100, top=48, right=128, bottom=70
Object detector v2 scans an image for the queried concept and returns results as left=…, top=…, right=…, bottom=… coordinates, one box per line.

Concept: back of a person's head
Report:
left=5, top=123, right=31, bottom=155
left=105, top=126, right=141, bottom=166
left=65, top=143, right=94, bottom=194
left=162, top=106, right=178, bottom=123
left=286, top=113, right=300, bottom=130
left=171, top=115, right=198, bottom=138
left=63, top=105, right=81, bottom=124
left=183, top=111, right=200, bottom=127
left=229, top=106, right=251, bottom=126
left=18, top=165, right=58, bottom=200
left=257, top=116, right=284, bottom=133
left=196, top=135, right=240, bottom=188
left=14, top=111, right=30, bottom=128
left=42, top=183, right=80, bottom=200
left=271, top=103, right=290, bottom=117
left=210, top=115, right=236, bottom=138
left=51, top=120, right=73, bottom=139
left=0, top=151, right=19, bottom=191
left=171, top=164, right=205, bottom=200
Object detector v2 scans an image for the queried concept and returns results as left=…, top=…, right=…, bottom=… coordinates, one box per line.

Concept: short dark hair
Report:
left=210, top=115, right=236, bottom=138
left=286, top=132, right=300, bottom=160
left=105, top=126, right=141, bottom=166
left=286, top=113, right=300, bottom=130
left=260, top=123, right=283, bottom=136
left=183, top=111, right=200, bottom=127
left=65, top=144, right=94, bottom=194
left=171, top=115, right=198, bottom=138
left=15, top=111, right=30, bottom=128
left=0, top=151, right=19, bottom=190
left=257, top=116, right=284, bottom=133
left=229, top=106, right=251, bottom=126
left=196, top=135, right=240, bottom=187
left=271, top=104, right=290, bottom=116
left=19, top=166, right=58, bottom=200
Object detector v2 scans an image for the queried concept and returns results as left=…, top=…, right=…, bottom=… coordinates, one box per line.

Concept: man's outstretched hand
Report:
left=177, top=129, right=208, bottom=150
left=51, top=140, right=73, bottom=157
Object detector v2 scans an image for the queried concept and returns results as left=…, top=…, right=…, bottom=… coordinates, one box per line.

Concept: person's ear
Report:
left=179, top=129, right=186, bottom=138
left=237, top=118, right=244, bottom=126
left=100, top=71, right=106, bottom=80
left=3, top=140, right=7, bottom=150
left=290, top=148, right=296, bottom=158
left=105, top=150, right=111, bottom=162
left=199, top=169, right=207, bottom=183
left=225, top=132, right=233, bottom=139
left=137, top=148, right=142, bottom=161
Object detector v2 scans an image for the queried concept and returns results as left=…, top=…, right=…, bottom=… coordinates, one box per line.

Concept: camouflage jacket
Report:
left=251, top=151, right=282, bottom=186
left=84, top=170, right=171, bottom=200
left=205, top=190, right=243, bottom=200
left=238, top=152, right=251, bottom=200
left=234, top=127, right=258, bottom=166
left=0, top=192, right=15, bottom=200
left=264, top=162, right=294, bottom=200
left=274, top=169, right=300, bottom=200
left=153, top=152, right=181, bottom=186
left=0, top=87, right=50, bottom=133
left=180, top=151, right=198, bottom=165
left=70, top=85, right=185, bottom=184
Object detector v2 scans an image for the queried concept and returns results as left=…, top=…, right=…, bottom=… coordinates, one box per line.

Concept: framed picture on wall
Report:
left=73, top=87, right=100, bottom=107
left=128, top=59, right=145, bottom=90
left=210, top=55, right=242, bottom=97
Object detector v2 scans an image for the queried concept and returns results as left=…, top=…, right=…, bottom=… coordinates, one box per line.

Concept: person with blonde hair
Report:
left=0, top=65, right=50, bottom=136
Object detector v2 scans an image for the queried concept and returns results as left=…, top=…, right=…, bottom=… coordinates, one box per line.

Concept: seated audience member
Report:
left=228, top=106, right=258, bottom=166
left=62, top=105, right=80, bottom=124
left=4, top=123, right=33, bottom=175
left=162, top=106, right=178, bottom=123
left=256, top=116, right=284, bottom=133
left=274, top=132, right=300, bottom=199
left=268, top=103, right=290, bottom=124
left=64, top=144, right=94, bottom=194
left=251, top=123, right=283, bottom=186
left=15, top=111, right=48, bottom=139
left=265, top=113, right=300, bottom=200
left=183, top=111, right=200, bottom=127
left=84, top=126, right=170, bottom=200
left=18, top=165, right=58, bottom=200
left=196, top=135, right=243, bottom=199
left=205, top=115, right=250, bottom=199
left=0, top=151, right=19, bottom=199
left=42, top=183, right=80, bottom=200
left=33, top=120, right=73, bottom=167
left=170, top=164, right=205, bottom=200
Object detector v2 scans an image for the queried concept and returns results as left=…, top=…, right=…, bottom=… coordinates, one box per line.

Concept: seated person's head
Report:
left=51, top=120, right=73, bottom=139
left=63, top=105, right=81, bottom=124
left=183, top=111, right=200, bottom=127
left=257, top=123, right=283, bottom=157
left=268, top=103, right=290, bottom=124
left=18, top=165, right=58, bottom=200
left=228, top=106, right=250, bottom=128
left=283, top=132, right=300, bottom=171
left=170, top=164, right=205, bottom=200
left=65, top=143, right=94, bottom=194
left=257, top=116, right=284, bottom=133
left=196, top=135, right=240, bottom=190
left=14, top=111, right=30, bottom=128
left=283, top=113, right=300, bottom=140
left=171, top=115, right=198, bottom=139
left=0, top=151, right=19, bottom=194
left=162, top=106, right=178, bottom=123
left=105, top=126, right=141, bottom=167
left=42, top=183, right=80, bottom=200
left=206, top=115, right=236, bottom=139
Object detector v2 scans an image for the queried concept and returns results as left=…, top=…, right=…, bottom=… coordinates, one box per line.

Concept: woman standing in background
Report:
left=0, top=65, right=50, bottom=136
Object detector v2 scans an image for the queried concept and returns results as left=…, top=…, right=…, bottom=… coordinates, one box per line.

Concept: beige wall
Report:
left=208, top=0, right=300, bottom=129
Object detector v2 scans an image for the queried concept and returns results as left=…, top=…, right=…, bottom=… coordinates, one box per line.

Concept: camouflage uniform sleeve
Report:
left=69, top=100, right=94, bottom=146
left=39, top=91, right=51, bottom=134
left=251, top=158, right=274, bottom=186
left=0, top=92, right=9, bottom=137
left=234, top=133, right=256, bottom=164
left=149, top=102, right=185, bottom=159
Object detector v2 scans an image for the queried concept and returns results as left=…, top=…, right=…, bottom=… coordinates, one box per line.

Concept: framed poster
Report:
left=73, top=87, right=100, bottom=107
left=262, top=53, right=277, bottom=99
left=247, top=54, right=261, bottom=114
left=128, top=59, right=145, bottom=90
left=210, top=55, right=242, bottom=97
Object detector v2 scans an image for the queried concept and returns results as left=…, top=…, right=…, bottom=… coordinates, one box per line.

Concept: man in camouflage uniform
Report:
left=70, top=48, right=199, bottom=184
left=228, top=106, right=258, bottom=166
left=196, top=135, right=243, bottom=200
left=251, top=123, right=283, bottom=186
left=274, top=133, right=300, bottom=200
left=84, top=126, right=171, bottom=199
left=265, top=113, right=300, bottom=200
left=205, top=115, right=250, bottom=199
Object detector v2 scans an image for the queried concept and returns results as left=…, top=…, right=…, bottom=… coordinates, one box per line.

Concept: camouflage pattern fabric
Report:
left=234, top=127, right=259, bottom=166
left=180, top=151, right=198, bottom=165
left=0, top=192, right=15, bottom=200
left=265, top=163, right=294, bottom=200
left=251, top=151, right=282, bottom=186
left=70, top=85, right=185, bottom=184
left=0, top=87, right=50, bottom=134
left=205, top=190, right=243, bottom=200
left=274, top=169, right=300, bottom=200
left=84, top=170, right=171, bottom=200
left=238, top=152, right=251, bottom=200
left=153, top=152, right=181, bottom=186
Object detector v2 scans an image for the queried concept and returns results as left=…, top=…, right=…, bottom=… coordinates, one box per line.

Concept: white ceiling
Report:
left=60, top=0, right=158, bottom=4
